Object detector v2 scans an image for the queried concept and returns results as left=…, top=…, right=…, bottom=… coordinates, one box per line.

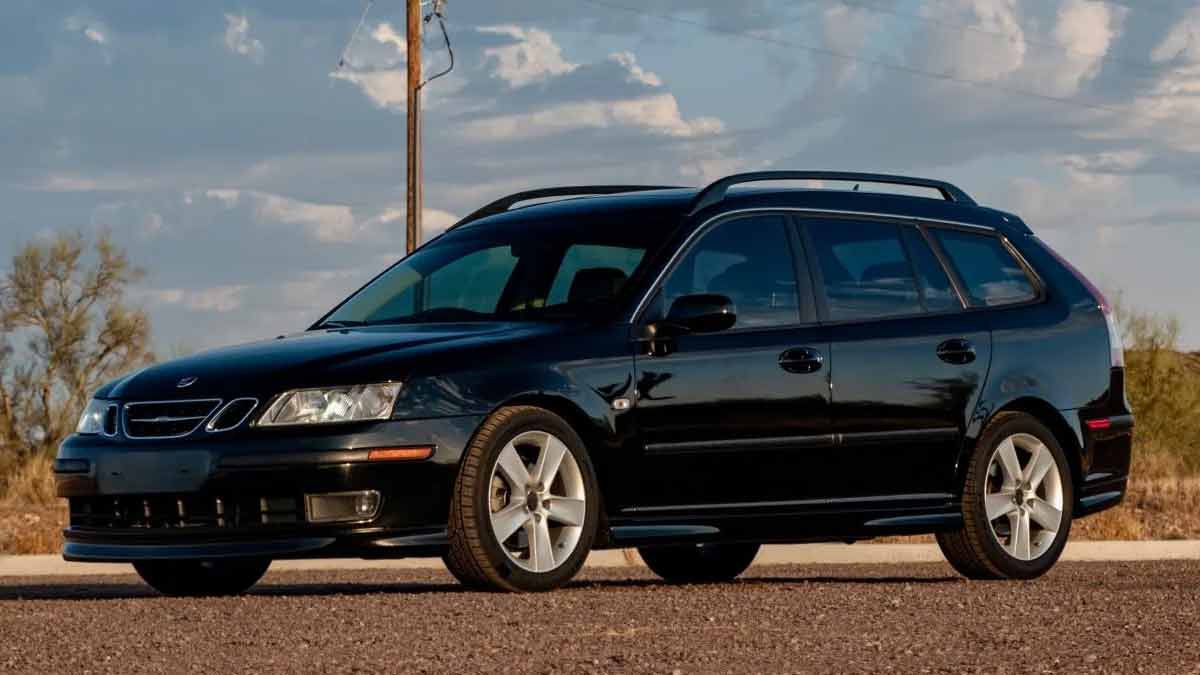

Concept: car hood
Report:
left=100, top=322, right=557, bottom=401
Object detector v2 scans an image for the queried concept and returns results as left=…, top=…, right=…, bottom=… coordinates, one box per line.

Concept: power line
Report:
left=575, top=0, right=1200, bottom=132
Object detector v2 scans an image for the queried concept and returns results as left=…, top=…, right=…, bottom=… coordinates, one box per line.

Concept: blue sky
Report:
left=1, top=0, right=1198, bottom=350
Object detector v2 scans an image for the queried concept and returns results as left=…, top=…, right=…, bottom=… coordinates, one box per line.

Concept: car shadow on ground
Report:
left=0, top=573, right=960, bottom=601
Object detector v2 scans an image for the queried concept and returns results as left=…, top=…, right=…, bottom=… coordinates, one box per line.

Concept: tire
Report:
left=639, top=543, right=760, bottom=584
left=133, top=558, right=271, bottom=597
left=445, top=406, right=601, bottom=592
left=937, top=412, right=1074, bottom=580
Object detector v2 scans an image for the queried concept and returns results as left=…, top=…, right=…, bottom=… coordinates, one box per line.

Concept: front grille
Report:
left=123, top=400, right=221, bottom=439
left=69, top=494, right=302, bottom=530
left=102, top=404, right=119, bottom=436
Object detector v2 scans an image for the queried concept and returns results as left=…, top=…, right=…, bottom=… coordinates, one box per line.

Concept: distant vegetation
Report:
left=0, top=232, right=153, bottom=508
left=1115, top=300, right=1200, bottom=478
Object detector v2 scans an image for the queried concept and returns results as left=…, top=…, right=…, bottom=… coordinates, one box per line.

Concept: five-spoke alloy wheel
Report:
left=982, top=432, right=1064, bottom=562
left=445, top=406, right=600, bottom=592
left=488, top=430, right=588, bottom=574
left=937, top=412, right=1074, bottom=580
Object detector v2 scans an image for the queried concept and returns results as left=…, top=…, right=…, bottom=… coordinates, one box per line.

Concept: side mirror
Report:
left=659, top=294, right=737, bottom=335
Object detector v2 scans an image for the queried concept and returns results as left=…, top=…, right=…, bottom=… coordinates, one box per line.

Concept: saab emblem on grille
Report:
left=177, top=376, right=199, bottom=389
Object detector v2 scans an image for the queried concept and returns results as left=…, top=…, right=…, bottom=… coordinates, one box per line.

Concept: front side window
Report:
left=661, top=215, right=801, bottom=329
left=547, top=245, right=646, bottom=307
left=934, top=229, right=1037, bottom=307
left=808, top=220, right=922, bottom=321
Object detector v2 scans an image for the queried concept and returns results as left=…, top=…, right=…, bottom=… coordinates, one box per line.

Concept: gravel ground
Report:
left=0, top=561, right=1197, bottom=674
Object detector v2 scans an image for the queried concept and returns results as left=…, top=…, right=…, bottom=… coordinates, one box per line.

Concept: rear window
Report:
left=933, top=229, right=1037, bottom=307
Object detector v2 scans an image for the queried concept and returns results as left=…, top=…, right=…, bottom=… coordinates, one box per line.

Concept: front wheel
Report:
left=133, top=558, right=271, bottom=597
left=445, top=406, right=601, bottom=592
left=937, top=412, right=1074, bottom=580
left=639, top=543, right=760, bottom=584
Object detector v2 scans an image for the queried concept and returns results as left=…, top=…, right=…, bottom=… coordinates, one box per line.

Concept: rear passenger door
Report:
left=800, top=217, right=992, bottom=502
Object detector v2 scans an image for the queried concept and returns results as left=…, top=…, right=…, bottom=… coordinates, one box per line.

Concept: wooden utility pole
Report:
left=405, top=0, right=422, bottom=254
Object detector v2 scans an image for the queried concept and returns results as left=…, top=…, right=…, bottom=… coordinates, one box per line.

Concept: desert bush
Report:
left=0, top=232, right=153, bottom=502
left=0, top=455, right=56, bottom=508
left=1115, top=300, right=1200, bottom=477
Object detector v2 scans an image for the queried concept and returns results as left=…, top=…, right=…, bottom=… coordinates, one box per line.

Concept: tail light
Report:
left=1036, top=238, right=1124, bottom=368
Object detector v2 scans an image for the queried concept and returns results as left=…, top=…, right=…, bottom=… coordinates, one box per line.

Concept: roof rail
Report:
left=686, top=171, right=977, bottom=215
left=450, top=185, right=683, bottom=231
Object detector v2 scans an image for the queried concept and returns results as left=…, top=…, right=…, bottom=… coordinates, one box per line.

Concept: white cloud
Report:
left=27, top=173, right=151, bottom=192
left=1152, top=5, right=1200, bottom=64
left=202, top=190, right=457, bottom=246
left=610, top=51, right=662, bottom=87
left=143, top=285, right=248, bottom=313
left=1036, top=0, right=1124, bottom=96
left=480, top=25, right=577, bottom=87
left=462, top=93, right=723, bottom=141
left=206, top=189, right=356, bottom=242
left=330, top=69, right=408, bottom=109
left=914, top=0, right=1027, bottom=82
left=224, top=14, right=264, bottom=63
left=329, top=22, right=412, bottom=109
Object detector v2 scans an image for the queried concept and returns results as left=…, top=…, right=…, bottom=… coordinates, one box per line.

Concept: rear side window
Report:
left=808, top=220, right=922, bottom=321
left=901, top=228, right=961, bottom=313
left=933, top=229, right=1037, bottom=307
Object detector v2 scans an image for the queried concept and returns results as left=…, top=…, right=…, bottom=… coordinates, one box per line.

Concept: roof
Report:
left=459, top=185, right=1032, bottom=236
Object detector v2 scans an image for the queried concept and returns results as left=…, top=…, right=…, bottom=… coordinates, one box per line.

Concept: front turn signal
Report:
left=367, top=446, right=434, bottom=462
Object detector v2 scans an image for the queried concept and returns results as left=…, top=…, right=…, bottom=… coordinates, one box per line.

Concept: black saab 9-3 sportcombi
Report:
left=56, top=172, right=1133, bottom=594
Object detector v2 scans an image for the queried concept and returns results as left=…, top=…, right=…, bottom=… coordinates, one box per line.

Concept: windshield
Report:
left=319, top=217, right=673, bottom=327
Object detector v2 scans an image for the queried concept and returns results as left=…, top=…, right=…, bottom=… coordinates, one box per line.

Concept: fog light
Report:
left=305, top=490, right=382, bottom=523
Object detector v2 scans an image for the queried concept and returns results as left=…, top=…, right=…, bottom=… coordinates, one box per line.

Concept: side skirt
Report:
left=602, top=501, right=963, bottom=549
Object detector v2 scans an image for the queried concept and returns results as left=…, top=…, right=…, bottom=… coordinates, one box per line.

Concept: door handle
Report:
left=779, top=348, right=824, bottom=374
left=937, top=339, right=977, bottom=365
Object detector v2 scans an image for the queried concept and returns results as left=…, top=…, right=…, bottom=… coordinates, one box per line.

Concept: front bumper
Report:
left=56, top=415, right=482, bottom=561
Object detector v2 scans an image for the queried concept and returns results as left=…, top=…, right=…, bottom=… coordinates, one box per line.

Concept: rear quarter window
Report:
left=933, top=229, right=1037, bottom=307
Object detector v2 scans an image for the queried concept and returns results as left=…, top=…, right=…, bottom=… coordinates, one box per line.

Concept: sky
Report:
left=1, top=0, right=1198, bottom=351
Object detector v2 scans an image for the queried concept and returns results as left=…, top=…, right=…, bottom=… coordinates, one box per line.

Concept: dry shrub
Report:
left=0, top=455, right=58, bottom=508
left=1072, top=478, right=1200, bottom=541
left=1116, top=301, right=1200, bottom=475
left=0, top=506, right=66, bottom=555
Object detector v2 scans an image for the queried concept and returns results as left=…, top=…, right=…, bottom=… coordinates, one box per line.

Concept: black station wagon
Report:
left=57, top=172, right=1134, bottom=594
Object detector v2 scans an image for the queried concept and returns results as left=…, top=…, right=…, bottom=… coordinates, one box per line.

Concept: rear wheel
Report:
left=133, top=558, right=271, bottom=597
left=639, top=543, right=760, bottom=584
left=445, top=406, right=600, bottom=592
left=937, top=412, right=1073, bottom=580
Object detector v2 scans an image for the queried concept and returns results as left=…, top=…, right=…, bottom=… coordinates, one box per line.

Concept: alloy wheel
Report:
left=488, top=430, right=587, bottom=573
left=984, top=432, right=1064, bottom=562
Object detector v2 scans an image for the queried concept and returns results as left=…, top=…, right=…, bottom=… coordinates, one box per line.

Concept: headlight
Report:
left=257, top=383, right=401, bottom=427
left=76, top=399, right=111, bottom=435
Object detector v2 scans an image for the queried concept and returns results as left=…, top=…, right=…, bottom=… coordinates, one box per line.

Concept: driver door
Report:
left=629, top=213, right=832, bottom=510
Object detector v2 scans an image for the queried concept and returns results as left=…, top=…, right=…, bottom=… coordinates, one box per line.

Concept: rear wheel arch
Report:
left=961, top=397, right=1084, bottom=494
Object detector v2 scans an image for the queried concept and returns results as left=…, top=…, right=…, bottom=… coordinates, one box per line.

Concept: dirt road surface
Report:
left=0, top=561, right=1197, bottom=674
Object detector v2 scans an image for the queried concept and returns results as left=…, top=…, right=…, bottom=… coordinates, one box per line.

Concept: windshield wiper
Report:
left=319, top=320, right=366, bottom=329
